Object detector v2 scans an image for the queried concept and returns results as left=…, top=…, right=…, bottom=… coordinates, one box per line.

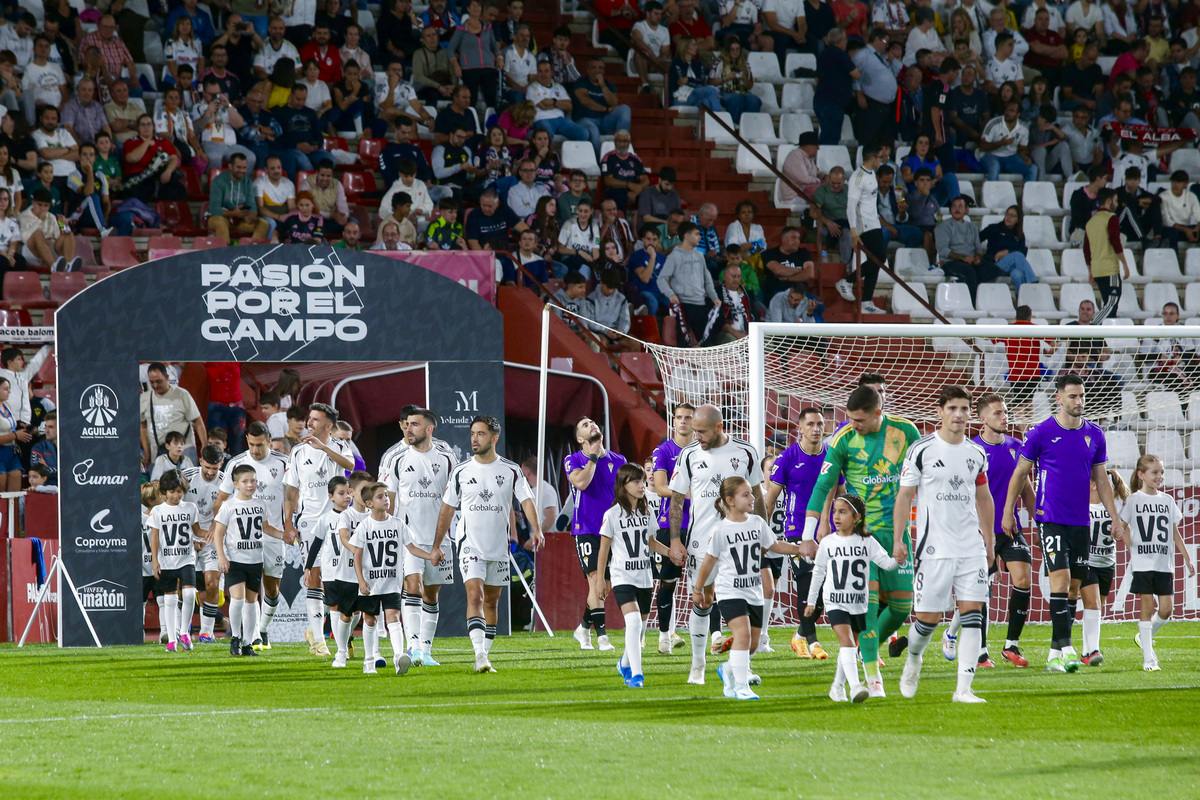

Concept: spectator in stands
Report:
left=0, top=146, right=19, bottom=213
left=191, top=77, right=254, bottom=170
left=1161, top=169, right=1200, bottom=249
left=810, top=165, right=849, bottom=259
left=851, top=29, right=899, bottom=144
left=432, top=125, right=487, bottom=201
left=1112, top=132, right=1159, bottom=186
left=104, top=81, right=142, bottom=146
left=466, top=187, right=529, bottom=251
left=778, top=131, right=823, bottom=204
left=658, top=208, right=685, bottom=252
left=573, top=60, right=632, bottom=156
left=141, top=361, right=205, bottom=467
left=526, top=61, right=590, bottom=145
left=59, top=78, right=109, bottom=148
left=936, top=195, right=999, bottom=303
left=92, top=132, right=122, bottom=197
left=670, top=0, right=716, bottom=50
left=943, top=8, right=982, bottom=56
left=706, top=262, right=754, bottom=343
left=1068, top=164, right=1108, bottom=243
left=411, top=27, right=453, bottom=104
left=200, top=45, right=242, bottom=103
left=235, top=90, right=281, bottom=176
left=505, top=158, right=549, bottom=218
left=631, top=2, right=672, bottom=91
left=980, top=100, right=1038, bottom=182
left=78, top=14, right=134, bottom=104
left=552, top=271, right=594, bottom=340
left=876, top=164, right=924, bottom=250
left=32, top=106, right=78, bottom=193
left=502, top=24, right=539, bottom=106
left=1023, top=8, right=1068, bottom=85
left=1063, top=299, right=1124, bottom=404
left=299, top=164, right=349, bottom=238
left=813, top=28, right=858, bottom=145
left=980, top=205, right=1038, bottom=293
left=599, top=197, right=636, bottom=260
left=375, top=192, right=416, bottom=247
left=299, top=59, right=337, bottom=134
left=18, top=188, right=76, bottom=272
left=766, top=282, right=824, bottom=323
left=212, top=14, right=262, bottom=87
left=496, top=100, right=535, bottom=149
left=0, top=375, right=29, bottom=491
left=529, top=195, right=562, bottom=262
left=506, top=227, right=551, bottom=286
left=587, top=268, right=634, bottom=349
left=1027, top=104, right=1071, bottom=179
left=637, top=166, right=679, bottom=226
left=254, top=17, right=302, bottom=83
left=905, top=8, right=947, bottom=66
left=557, top=197, right=601, bottom=276
left=897, top=66, right=925, bottom=142
left=375, top=60, right=435, bottom=136
left=381, top=118, right=432, bottom=187
left=902, top=168, right=939, bottom=255
left=67, top=142, right=131, bottom=237
left=875, top=0, right=911, bottom=39
left=1000, top=304, right=1046, bottom=409
left=691, top=202, right=723, bottom=272
left=208, top=152, right=268, bottom=244
left=30, top=410, right=55, bottom=483
left=0, top=188, right=22, bottom=274
left=254, top=155, right=296, bottom=238
left=377, top=0, right=424, bottom=65
left=759, top=226, right=815, bottom=303
left=163, top=15, right=205, bottom=90
left=1109, top=37, right=1149, bottom=88
left=540, top=25, right=581, bottom=90
left=724, top=200, right=767, bottom=262
left=272, top=86, right=333, bottom=178
left=1060, top=42, right=1104, bottom=111
left=300, top=22, right=342, bottom=86
left=382, top=159, right=436, bottom=224
left=599, top=131, right=646, bottom=212
left=984, top=33, right=1025, bottom=99
left=1117, top=166, right=1164, bottom=246
left=831, top=0, right=869, bottom=42
left=1083, top=188, right=1129, bottom=321
left=433, top=86, right=481, bottom=147
left=669, top=35, right=723, bottom=114
left=713, top=35, right=763, bottom=126
left=276, top=191, right=327, bottom=244
left=1141, top=301, right=1199, bottom=388
left=901, top=133, right=960, bottom=208
left=557, top=169, right=593, bottom=225
left=24, top=163, right=62, bottom=216
left=333, top=218, right=364, bottom=250
left=370, top=220, right=409, bottom=251
left=1165, top=66, right=1200, bottom=129
left=630, top=224, right=668, bottom=314
left=0, top=343, right=49, bottom=442
left=421, top=0, right=461, bottom=45
left=658, top=220, right=720, bottom=345
left=329, top=61, right=374, bottom=136
left=1056, top=105, right=1103, bottom=177
left=983, top=9, right=1029, bottom=64
left=448, top=0, right=503, bottom=115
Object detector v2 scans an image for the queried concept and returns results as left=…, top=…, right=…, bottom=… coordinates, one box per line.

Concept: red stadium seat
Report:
left=297, top=170, right=316, bottom=189
left=340, top=171, right=376, bottom=200
left=207, top=166, right=228, bottom=187
left=349, top=204, right=375, bottom=239
left=617, top=352, right=662, bottom=389
left=628, top=314, right=661, bottom=345
left=49, top=272, right=88, bottom=305
left=418, top=140, right=433, bottom=164
left=0, top=308, right=32, bottom=326
left=254, top=168, right=268, bottom=180
left=358, top=137, right=386, bottom=164
left=100, top=236, right=141, bottom=269
left=156, top=201, right=205, bottom=237
left=238, top=237, right=269, bottom=245
left=1, top=273, right=55, bottom=309
left=41, top=307, right=55, bottom=327
left=34, top=348, right=55, bottom=384
left=192, top=236, right=227, bottom=250
left=147, top=235, right=184, bottom=251
left=323, top=135, right=350, bottom=155
left=180, top=165, right=204, bottom=200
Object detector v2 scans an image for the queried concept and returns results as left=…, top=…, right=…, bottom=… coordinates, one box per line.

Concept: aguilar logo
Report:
left=78, top=579, right=128, bottom=612
left=80, top=384, right=119, bottom=438
left=74, top=459, right=130, bottom=486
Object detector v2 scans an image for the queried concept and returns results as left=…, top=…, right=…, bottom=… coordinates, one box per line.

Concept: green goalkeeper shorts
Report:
left=869, top=527, right=914, bottom=593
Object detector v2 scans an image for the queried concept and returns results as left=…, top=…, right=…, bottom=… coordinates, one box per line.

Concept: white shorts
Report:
left=296, top=513, right=325, bottom=570
left=262, top=535, right=285, bottom=579
left=197, top=544, right=218, bottom=573
left=913, top=555, right=990, bottom=613
left=686, top=532, right=717, bottom=590
left=404, top=548, right=453, bottom=585
left=459, top=543, right=507, bottom=587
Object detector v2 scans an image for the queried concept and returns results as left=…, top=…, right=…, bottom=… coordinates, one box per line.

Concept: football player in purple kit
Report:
left=764, top=407, right=840, bottom=660
left=566, top=417, right=628, bottom=652
left=959, top=393, right=1038, bottom=668
left=1002, top=373, right=1127, bottom=674
left=652, top=403, right=695, bottom=654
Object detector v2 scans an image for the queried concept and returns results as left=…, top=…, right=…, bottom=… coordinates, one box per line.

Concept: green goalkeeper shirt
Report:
left=806, top=414, right=921, bottom=537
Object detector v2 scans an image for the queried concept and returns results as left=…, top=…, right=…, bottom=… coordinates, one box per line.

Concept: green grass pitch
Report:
left=1, top=622, right=1198, bottom=799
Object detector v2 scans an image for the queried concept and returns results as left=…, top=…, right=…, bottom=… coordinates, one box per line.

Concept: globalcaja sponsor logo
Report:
left=78, top=579, right=128, bottom=612
left=862, top=473, right=899, bottom=486
left=80, top=384, right=119, bottom=439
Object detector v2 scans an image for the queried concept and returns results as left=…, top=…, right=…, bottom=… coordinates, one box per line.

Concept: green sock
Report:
left=877, top=598, right=913, bottom=642
left=860, top=590, right=880, bottom=678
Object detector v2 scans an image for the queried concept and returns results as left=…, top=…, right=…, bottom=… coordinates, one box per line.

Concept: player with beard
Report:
left=385, top=408, right=457, bottom=665
left=666, top=404, right=765, bottom=685
left=652, top=403, right=694, bottom=654
left=215, top=421, right=288, bottom=649
left=284, top=403, right=355, bottom=656
left=566, top=417, right=627, bottom=652
left=183, top=444, right=226, bottom=642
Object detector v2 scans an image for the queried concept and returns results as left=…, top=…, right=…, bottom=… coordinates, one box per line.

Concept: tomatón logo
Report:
left=77, top=579, right=127, bottom=612
left=80, top=384, right=119, bottom=438
left=200, top=258, right=368, bottom=351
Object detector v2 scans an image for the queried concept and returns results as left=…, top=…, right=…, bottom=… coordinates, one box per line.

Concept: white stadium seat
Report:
left=735, top=143, right=774, bottom=177
left=976, top=284, right=1015, bottom=317
left=561, top=141, right=600, bottom=176
left=1143, top=283, right=1181, bottom=318
left=981, top=181, right=1018, bottom=212
left=781, top=82, right=814, bottom=112
left=1141, top=249, right=1182, bottom=281
left=1146, top=431, right=1188, bottom=470
left=891, top=281, right=933, bottom=319
left=1185, top=282, right=1200, bottom=316
left=775, top=143, right=795, bottom=169
left=748, top=51, right=784, bottom=83
left=779, top=113, right=813, bottom=144
left=1146, top=391, right=1190, bottom=430
left=750, top=82, right=781, bottom=112
left=740, top=112, right=781, bottom=144
left=1106, top=431, right=1140, bottom=468
left=1186, top=248, right=1200, bottom=277
left=935, top=283, right=982, bottom=319
left=1022, top=181, right=1064, bottom=215
left=1058, top=283, right=1097, bottom=316
left=1117, top=283, right=1148, bottom=320
left=1023, top=215, right=1064, bottom=248
left=1026, top=249, right=1064, bottom=283
left=784, top=53, right=817, bottom=74
left=1060, top=250, right=1089, bottom=282
left=817, top=145, right=852, bottom=175
left=703, top=111, right=737, bottom=144
left=1170, top=148, right=1200, bottom=179
left=1018, top=283, right=1067, bottom=320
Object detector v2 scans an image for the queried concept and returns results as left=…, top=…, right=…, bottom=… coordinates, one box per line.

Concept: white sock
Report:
left=258, top=593, right=278, bottom=634
left=179, top=587, right=196, bottom=638
left=1139, top=620, right=1156, bottom=662
left=162, top=594, right=178, bottom=644
left=1082, top=608, right=1100, bottom=654
left=155, top=594, right=165, bottom=629
left=838, top=646, right=860, bottom=690
left=420, top=603, right=439, bottom=654
left=729, top=649, right=750, bottom=691
left=200, top=602, right=217, bottom=637
left=908, top=619, right=936, bottom=657
left=484, top=625, right=496, bottom=654
left=229, top=598, right=243, bottom=640
left=241, top=598, right=257, bottom=642
left=948, top=609, right=962, bottom=636
left=363, top=621, right=378, bottom=661
left=689, top=608, right=708, bottom=669
left=469, top=627, right=485, bottom=655
left=1152, top=612, right=1169, bottom=636
left=761, top=595, right=773, bottom=640
left=387, top=621, right=405, bottom=657
left=333, top=616, right=349, bottom=655
left=306, top=596, right=325, bottom=645
left=403, top=602, right=421, bottom=653
left=624, top=611, right=643, bottom=676
left=957, top=627, right=981, bottom=695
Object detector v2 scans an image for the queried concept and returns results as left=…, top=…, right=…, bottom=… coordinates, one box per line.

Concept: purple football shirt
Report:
left=769, top=442, right=842, bottom=536
left=1020, top=418, right=1108, bottom=527
left=563, top=449, right=628, bottom=536
left=972, top=434, right=1023, bottom=534
left=652, top=438, right=690, bottom=530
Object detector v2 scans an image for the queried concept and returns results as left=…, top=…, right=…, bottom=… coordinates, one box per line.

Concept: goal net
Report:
left=644, top=323, right=1200, bottom=629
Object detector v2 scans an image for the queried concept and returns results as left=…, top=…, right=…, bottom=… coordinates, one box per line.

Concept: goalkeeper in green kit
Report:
left=799, top=386, right=920, bottom=698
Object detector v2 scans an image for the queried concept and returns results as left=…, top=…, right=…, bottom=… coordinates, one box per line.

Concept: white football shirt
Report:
left=182, top=466, right=223, bottom=528
left=442, top=456, right=534, bottom=561
left=599, top=505, right=655, bottom=589
left=142, top=508, right=154, bottom=577
left=334, top=506, right=368, bottom=583
left=284, top=437, right=352, bottom=519
left=215, top=497, right=271, bottom=565
left=149, top=501, right=198, bottom=570
left=219, top=451, right=288, bottom=528
left=350, top=514, right=413, bottom=595
left=385, top=442, right=457, bottom=545
left=1088, top=500, right=1121, bottom=568
left=707, top=515, right=775, bottom=604
left=1120, top=490, right=1182, bottom=574
left=899, top=433, right=988, bottom=560
left=669, top=435, right=763, bottom=553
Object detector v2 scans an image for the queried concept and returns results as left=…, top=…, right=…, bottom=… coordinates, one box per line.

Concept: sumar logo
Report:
left=80, top=384, right=119, bottom=438
left=78, top=579, right=127, bottom=612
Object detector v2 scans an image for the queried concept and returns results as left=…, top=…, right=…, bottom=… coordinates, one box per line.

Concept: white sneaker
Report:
left=748, top=672, right=761, bottom=686
left=717, top=663, right=735, bottom=698
left=1134, top=631, right=1156, bottom=649
left=658, top=633, right=672, bottom=655
left=867, top=676, right=886, bottom=698
left=952, top=690, right=987, bottom=704
left=411, top=649, right=425, bottom=667
left=687, top=665, right=705, bottom=685
left=597, top=634, right=615, bottom=652
left=709, top=632, right=725, bottom=654
left=829, top=681, right=848, bottom=702
left=394, top=651, right=412, bottom=675
left=475, top=650, right=494, bottom=673
left=836, top=278, right=857, bottom=301
left=733, top=687, right=760, bottom=700
left=900, top=654, right=922, bottom=699
left=670, top=632, right=685, bottom=649
left=849, top=683, right=869, bottom=703
left=1144, top=659, right=1161, bottom=672
left=861, top=301, right=886, bottom=314
left=332, top=652, right=347, bottom=668
left=363, top=660, right=377, bottom=675
left=573, top=625, right=594, bottom=650
left=758, top=633, right=774, bottom=653
left=942, top=632, right=958, bottom=661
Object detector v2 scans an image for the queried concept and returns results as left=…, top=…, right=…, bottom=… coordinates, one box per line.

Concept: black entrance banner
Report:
left=56, top=246, right=504, bottom=646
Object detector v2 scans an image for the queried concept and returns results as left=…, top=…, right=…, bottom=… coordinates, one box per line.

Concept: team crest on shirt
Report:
left=1085, top=436, right=1092, bottom=447
left=496, top=474, right=506, bottom=487
left=270, top=467, right=279, bottom=478
left=730, top=457, right=740, bottom=471
left=479, top=487, right=494, bottom=501
left=966, top=458, right=977, bottom=472
left=432, top=464, right=441, bottom=475
left=1008, top=448, right=1016, bottom=457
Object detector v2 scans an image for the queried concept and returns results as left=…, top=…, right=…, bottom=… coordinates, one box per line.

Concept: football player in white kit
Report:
left=183, top=445, right=226, bottom=642
left=385, top=407, right=457, bottom=666
left=666, top=404, right=765, bottom=685
left=283, top=403, right=354, bottom=655
left=214, top=421, right=288, bottom=649
left=434, top=415, right=543, bottom=674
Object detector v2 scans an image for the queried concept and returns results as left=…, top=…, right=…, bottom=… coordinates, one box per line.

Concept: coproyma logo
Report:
left=78, top=579, right=127, bottom=612
left=80, top=384, right=119, bottom=438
